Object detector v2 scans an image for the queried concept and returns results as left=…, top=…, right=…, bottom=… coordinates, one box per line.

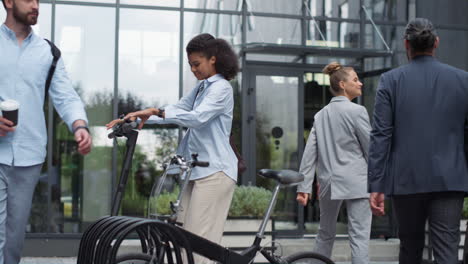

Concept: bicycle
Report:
left=77, top=119, right=334, bottom=264
left=116, top=159, right=334, bottom=264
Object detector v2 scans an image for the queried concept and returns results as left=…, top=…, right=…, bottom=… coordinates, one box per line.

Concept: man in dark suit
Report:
left=368, top=18, right=468, bottom=264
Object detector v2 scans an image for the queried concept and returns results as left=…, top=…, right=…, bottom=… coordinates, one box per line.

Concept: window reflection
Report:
left=307, top=21, right=360, bottom=49
left=185, top=0, right=238, bottom=10
left=363, top=0, right=408, bottom=21
left=120, top=0, right=179, bottom=7
left=305, top=0, right=361, bottom=19
left=255, top=75, right=299, bottom=231
left=119, top=9, right=180, bottom=218
left=364, top=24, right=405, bottom=52
left=48, top=5, right=115, bottom=233
left=250, top=0, right=301, bottom=15
left=59, top=0, right=115, bottom=3
left=120, top=9, right=179, bottom=107
left=246, top=17, right=301, bottom=45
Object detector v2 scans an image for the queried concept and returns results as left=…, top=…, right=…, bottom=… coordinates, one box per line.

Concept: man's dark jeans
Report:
left=392, top=191, right=464, bottom=264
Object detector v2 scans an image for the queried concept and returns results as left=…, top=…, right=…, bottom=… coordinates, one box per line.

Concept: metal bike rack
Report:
left=76, top=121, right=195, bottom=264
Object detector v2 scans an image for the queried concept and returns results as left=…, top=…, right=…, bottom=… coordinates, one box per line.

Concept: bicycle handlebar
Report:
left=167, top=154, right=209, bottom=168
left=108, top=121, right=137, bottom=139
left=192, top=161, right=209, bottom=167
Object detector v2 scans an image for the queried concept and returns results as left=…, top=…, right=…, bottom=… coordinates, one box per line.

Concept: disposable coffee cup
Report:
left=0, top=100, right=19, bottom=127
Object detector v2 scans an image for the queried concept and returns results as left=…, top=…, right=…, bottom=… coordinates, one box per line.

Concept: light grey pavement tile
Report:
left=20, top=257, right=77, bottom=264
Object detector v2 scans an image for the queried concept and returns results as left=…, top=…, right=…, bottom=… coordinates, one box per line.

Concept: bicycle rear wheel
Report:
left=284, top=251, right=334, bottom=264
left=115, top=253, right=153, bottom=264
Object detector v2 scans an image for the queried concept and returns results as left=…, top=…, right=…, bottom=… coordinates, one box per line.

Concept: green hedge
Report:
left=463, top=198, right=468, bottom=219
left=229, top=186, right=272, bottom=218
left=148, top=185, right=273, bottom=218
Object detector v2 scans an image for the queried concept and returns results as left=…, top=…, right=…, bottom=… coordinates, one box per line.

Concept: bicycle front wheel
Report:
left=284, top=251, right=335, bottom=264
left=115, top=253, right=154, bottom=264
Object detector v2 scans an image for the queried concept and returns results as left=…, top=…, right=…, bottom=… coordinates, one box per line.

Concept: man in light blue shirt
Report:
left=0, top=0, right=92, bottom=263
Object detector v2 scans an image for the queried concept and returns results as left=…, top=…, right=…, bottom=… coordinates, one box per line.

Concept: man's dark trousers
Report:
left=392, top=192, right=464, bottom=264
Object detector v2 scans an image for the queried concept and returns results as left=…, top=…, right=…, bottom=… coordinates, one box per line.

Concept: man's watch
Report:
left=73, top=125, right=90, bottom=134
left=157, top=107, right=165, bottom=118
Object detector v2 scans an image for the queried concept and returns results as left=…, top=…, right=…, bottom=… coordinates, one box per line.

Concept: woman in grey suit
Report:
left=296, top=62, right=372, bottom=264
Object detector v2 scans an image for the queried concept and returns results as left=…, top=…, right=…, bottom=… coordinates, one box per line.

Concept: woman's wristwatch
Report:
left=157, top=107, right=165, bottom=118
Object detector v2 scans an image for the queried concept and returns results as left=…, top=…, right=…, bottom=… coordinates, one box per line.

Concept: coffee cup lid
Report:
left=0, top=100, right=20, bottom=111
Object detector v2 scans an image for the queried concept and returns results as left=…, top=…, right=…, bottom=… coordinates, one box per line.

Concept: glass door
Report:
left=244, top=67, right=304, bottom=236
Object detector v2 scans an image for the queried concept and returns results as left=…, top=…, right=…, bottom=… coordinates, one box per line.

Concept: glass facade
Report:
left=1, top=0, right=468, bottom=251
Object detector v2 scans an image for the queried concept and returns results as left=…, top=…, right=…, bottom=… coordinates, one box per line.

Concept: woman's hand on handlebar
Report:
left=105, top=118, right=125, bottom=130
left=123, top=108, right=157, bottom=129
left=106, top=108, right=157, bottom=130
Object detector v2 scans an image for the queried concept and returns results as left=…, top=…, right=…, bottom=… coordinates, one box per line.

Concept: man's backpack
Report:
left=44, top=39, right=61, bottom=102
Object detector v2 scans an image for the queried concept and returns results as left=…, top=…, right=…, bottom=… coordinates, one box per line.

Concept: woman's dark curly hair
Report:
left=186, top=33, right=239, bottom=81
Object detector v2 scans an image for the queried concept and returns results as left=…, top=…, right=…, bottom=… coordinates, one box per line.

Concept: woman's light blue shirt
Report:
left=147, top=74, right=238, bottom=182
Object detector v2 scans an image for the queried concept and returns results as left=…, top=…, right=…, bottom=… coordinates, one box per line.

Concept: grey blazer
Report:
left=298, top=96, right=371, bottom=200
left=368, top=55, right=468, bottom=195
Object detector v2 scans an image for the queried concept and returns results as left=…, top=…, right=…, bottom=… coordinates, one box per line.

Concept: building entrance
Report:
left=241, top=61, right=394, bottom=237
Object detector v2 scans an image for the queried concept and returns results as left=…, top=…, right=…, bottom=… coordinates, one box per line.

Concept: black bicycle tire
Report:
left=115, top=253, right=153, bottom=263
left=284, top=251, right=335, bottom=264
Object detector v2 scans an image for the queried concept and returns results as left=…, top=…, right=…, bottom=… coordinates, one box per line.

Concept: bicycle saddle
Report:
left=257, top=169, right=304, bottom=185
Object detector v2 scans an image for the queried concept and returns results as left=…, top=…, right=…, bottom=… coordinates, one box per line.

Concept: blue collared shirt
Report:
left=147, top=74, right=238, bottom=182
left=0, top=24, right=88, bottom=166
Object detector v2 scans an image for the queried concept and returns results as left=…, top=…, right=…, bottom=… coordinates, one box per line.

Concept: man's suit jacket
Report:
left=298, top=96, right=371, bottom=200
left=368, top=55, right=468, bottom=195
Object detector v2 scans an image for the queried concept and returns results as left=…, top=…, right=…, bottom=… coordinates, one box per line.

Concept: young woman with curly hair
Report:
left=107, top=33, right=239, bottom=264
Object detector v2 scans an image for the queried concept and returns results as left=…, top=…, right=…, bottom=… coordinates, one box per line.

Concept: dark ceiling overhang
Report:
left=241, top=43, right=393, bottom=59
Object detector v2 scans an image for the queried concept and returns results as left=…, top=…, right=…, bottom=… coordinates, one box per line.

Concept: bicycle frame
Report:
left=147, top=155, right=192, bottom=222
left=149, top=161, right=287, bottom=264
left=177, top=181, right=285, bottom=264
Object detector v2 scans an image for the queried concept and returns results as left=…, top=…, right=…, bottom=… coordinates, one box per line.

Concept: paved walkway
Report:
left=20, top=258, right=76, bottom=264
left=19, top=257, right=399, bottom=264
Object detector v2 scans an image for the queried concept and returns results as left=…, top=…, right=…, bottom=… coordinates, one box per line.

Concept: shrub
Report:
left=147, top=185, right=273, bottom=219
left=121, top=193, right=147, bottom=217
left=228, top=186, right=272, bottom=218
left=463, top=197, right=468, bottom=219
left=149, top=186, right=180, bottom=216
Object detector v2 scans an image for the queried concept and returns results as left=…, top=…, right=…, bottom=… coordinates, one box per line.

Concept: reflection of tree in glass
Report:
left=30, top=82, right=85, bottom=233
left=154, top=129, right=178, bottom=165
left=119, top=144, right=159, bottom=217
left=255, top=112, right=274, bottom=190
left=86, top=89, right=146, bottom=125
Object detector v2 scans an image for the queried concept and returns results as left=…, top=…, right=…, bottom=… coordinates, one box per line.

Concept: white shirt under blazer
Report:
left=297, top=96, right=371, bottom=200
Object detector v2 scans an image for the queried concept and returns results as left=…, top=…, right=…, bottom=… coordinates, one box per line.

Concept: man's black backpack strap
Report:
left=44, top=39, right=61, bottom=101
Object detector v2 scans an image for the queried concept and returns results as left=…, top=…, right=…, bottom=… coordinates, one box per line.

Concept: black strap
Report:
left=44, top=39, right=61, bottom=103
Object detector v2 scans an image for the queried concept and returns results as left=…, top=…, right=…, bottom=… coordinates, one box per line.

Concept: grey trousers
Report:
left=0, top=164, right=42, bottom=264
left=178, top=171, right=236, bottom=264
left=392, top=192, right=464, bottom=264
left=314, top=188, right=372, bottom=264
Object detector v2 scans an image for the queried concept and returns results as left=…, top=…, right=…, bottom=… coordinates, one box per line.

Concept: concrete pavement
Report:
left=19, top=258, right=399, bottom=264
